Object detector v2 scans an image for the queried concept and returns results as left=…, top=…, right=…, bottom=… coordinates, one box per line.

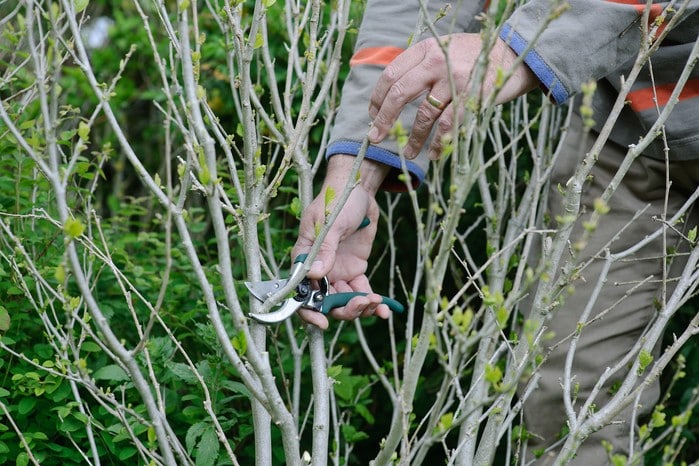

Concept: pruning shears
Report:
left=246, top=253, right=405, bottom=324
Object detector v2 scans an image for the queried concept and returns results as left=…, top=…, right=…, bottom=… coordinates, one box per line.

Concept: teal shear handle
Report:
left=321, top=292, right=404, bottom=315
left=294, top=252, right=404, bottom=314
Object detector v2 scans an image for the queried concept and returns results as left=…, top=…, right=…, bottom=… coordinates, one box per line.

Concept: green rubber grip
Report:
left=321, top=292, right=405, bottom=315
left=357, top=216, right=370, bottom=229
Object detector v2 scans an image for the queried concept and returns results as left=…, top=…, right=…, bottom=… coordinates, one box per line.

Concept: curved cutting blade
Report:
left=246, top=278, right=303, bottom=323
left=248, top=298, right=302, bottom=323
left=245, top=279, right=288, bottom=302
left=246, top=260, right=310, bottom=323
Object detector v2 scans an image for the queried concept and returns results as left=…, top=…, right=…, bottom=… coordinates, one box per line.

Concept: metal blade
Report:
left=248, top=298, right=302, bottom=323
left=245, top=279, right=288, bottom=303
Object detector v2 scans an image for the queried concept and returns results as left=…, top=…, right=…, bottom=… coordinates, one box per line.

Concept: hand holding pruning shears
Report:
left=246, top=156, right=402, bottom=329
left=246, top=253, right=404, bottom=324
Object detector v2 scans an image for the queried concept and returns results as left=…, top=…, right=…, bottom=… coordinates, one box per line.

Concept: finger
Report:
left=346, top=273, right=394, bottom=320
left=368, top=43, right=428, bottom=119
left=324, top=280, right=371, bottom=320
left=296, top=192, right=375, bottom=280
left=426, top=106, right=456, bottom=160
left=373, top=303, right=391, bottom=320
left=328, top=294, right=382, bottom=321
left=292, top=204, right=327, bottom=276
left=308, top=229, right=342, bottom=279
left=344, top=270, right=374, bottom=295
left=292, top=212, right=343, bottom=280
left=403, top=93, right=452, bottom=159
left=297, top=308, right=329, bottom=330
left=326, top=293, right=369, bottom=320
left=369, top=45, right=441, bottom=143
left=358, top=294, right=390, bottom=319
left=305, top=295, right=389, bottom=322
left=355, top=294, right=382, bottom=319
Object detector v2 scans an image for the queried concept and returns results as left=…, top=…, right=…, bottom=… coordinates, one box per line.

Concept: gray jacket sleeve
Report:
left=500, top=0, right=699, bottom=104
left=327, top=0, right=488, bottom=191
left=501, top=0, right=699, bottom=161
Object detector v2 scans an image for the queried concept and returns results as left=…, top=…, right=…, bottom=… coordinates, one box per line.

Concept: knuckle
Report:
left=424, top=51, right=446, bottom=70
left=413, top=109, right=436, bottom=135
left=372, top=110, right=392, bottom=128
left=407, top=136, right=425, bottom=155
left=385, top=79, right=408, bottom=104
left=436, top=115, right=453, bottom=133
left=422, top=42, right=446, bottom=67
left=382, top=62, right=400, bottom=82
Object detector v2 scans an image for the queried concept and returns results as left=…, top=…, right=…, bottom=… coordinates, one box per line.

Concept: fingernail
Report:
left=403, top=146, right=414, bottom=159
left=368, top=126, right=379, bottom=143
left=428, top=149, right=438, bottom=160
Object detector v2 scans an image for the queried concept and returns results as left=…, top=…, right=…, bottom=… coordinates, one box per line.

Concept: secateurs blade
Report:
left=246, top=253, right=405, bottom=324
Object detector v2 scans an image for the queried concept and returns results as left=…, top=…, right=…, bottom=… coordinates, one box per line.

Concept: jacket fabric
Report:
left=327, top=0, right=699, bottom=191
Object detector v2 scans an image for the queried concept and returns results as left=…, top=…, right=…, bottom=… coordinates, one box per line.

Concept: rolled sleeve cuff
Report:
left=499, top=23, right=570, bottom=105
left=327, top=140, right=426, bottom=192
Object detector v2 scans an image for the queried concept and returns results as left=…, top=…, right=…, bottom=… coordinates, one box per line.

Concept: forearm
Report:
left=322, top=154, right=390, bottom=197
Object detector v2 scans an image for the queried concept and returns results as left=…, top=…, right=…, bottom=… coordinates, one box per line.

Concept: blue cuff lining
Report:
left=499, top=24, right=569, bottom=105
left=327, top=140, right=426, bottom=190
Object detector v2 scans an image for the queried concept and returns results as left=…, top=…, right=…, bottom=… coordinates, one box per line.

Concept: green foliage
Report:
left=644, top=302, right=699, bottom=465
left=0, top=0, right=371, bottom=463
left=638, top=349, right=654, bottom=375
left=329, top=365, right=376, bottom=452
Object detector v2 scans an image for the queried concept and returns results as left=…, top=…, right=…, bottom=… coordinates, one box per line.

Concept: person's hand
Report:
left=291, top=156, right=391, bottom=329
left=367, top=34, right=538, bottom=160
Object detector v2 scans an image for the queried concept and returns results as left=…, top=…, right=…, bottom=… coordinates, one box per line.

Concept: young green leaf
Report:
left=231, top=330, right=247, bottom=355
left=327, top=365, right=343, bottom=379
left=64, top=217, right=85, bottom=239
left=434, top=412, right=454, bottom=434
left=78, top=121, right=90, bottom=140
left=484, top=363, right=503, bottom=387
left=650, top=407, right=666, bottom=428
left=74, top=0, right=89, bottom=13
left=147, top=426, right=157, bottom=446
left=0, top=306, right=10, bottom=332
left=593, top=197, right=610, bottom=215
left=637, top=349, right=653, bottom=375
left=289, top=197, right=302, bottom=219
left=341, top=424, right=369, bottom=443
left=254, top=32, right=264, bottom=49
left=324, top=186, right=336, bottom=211
left=54, top=264, right=66, bottom=283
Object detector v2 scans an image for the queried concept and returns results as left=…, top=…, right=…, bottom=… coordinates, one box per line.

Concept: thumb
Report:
left=292, top=211, right=341, bottom=280
left=306, top=227, right=341, bottom=279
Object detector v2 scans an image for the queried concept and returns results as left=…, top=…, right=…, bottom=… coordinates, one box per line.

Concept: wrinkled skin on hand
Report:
left=291, top=157, right=391, bottom=329
left=367, top=33, right=537, bottom=160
